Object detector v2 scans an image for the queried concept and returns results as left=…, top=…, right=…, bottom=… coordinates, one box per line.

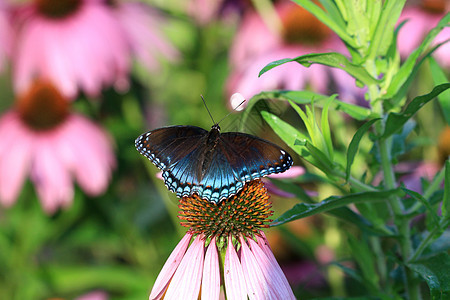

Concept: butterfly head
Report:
left=211, top=123, right=221, bottom=132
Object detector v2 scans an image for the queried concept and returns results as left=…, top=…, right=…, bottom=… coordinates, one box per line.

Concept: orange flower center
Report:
left=281, top=3, right=332, bottom=45
left=17, top=81, right=70, bottom=130
left=421, top=0, right=447, bottom=13
left=35, top=0, right=82, bottom=18
left=179, top=180, right=273, bottom=239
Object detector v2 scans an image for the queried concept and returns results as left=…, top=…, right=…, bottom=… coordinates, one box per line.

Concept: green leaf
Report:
left=402, top=188, right=440, bottom=228
left=240, top=90, right=329, bottom=131
left=429, top=57, right=450, bottom=125
left=291, top=0, right=357, bottom=48
left=318, top=0, right=347, bottom=30
left=346, top=118, right=381, bottom=181
left=334, top=100, right=372, bottom=120
left=444, top=160, right=450, bottom=219
left=259, top=52, right=378, bottom=86
left=381, top=83, right=450, bottom=139
left=408, top=253, right=450, bottom=299
left=272, top=189, right=401, bottom=225
left=297, top=140, right=335, bottom=173
left=348, top=235, right=379, bottom=290
left=271, top=180, right=394, bottom=235
left=260, top=111, right=309, bottom=156
left=244, top=90, right=372, bottom=122
left=367, top=0, right=382, bottom=39
left=344, top=0, right=370, bottom=50
left=384, top=13, right=450, bottom=99
left=321, top=95, right=336, bottom=161
left=367, top=0, right=406, bottom=59
left=389, top=40, right=450, bottom=107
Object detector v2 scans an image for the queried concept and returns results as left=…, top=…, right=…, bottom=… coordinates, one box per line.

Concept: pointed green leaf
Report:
left=334, top=100, right=372, bottom=120
left=346, top=118, right=381, bottom=181
left=244, top=90, right=371, bottom=122
left=292, top=0, right=357, bottom=48
left=429, top=57, right=450, bottom=125
left=367, top=0, right=406, bottom=59
left=302, top=140, right=335, bottom=173
left=259, top=52, right=378, bottom=86
left=260, top=111, right=309, bottom=158
left=348, top=234, right=379, bottom=290
left=381, top=83, right=450, bottom=139
left=389, top=39, right=450, bottom=107
left=408, top=253, right=450, bottom=299
left=321, top=95, right=336, bottom=161
left=384, top=13, right=450, bottom=99
left=271, top=179, right=394, bottom=235
left=272, top=189, right=402, bottom=225
left=402, top=188, right=440, bottom=227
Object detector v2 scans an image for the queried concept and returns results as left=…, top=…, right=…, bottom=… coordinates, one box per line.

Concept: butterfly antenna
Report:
left=201, top=95, right=217, bottom=125
left=216, top=94, right=246, bottom=125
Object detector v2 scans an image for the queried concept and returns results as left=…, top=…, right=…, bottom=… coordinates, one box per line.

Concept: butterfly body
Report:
left=136, top=124, right=293, bottom=203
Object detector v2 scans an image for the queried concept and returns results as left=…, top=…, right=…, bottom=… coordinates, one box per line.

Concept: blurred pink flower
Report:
left=397, top=162, right=440, bottom=194
left=397, top=2, right=450, bottom=68
left=0, top=81, right=115, bottom=214
left=0, top=0, right=11, bottom=72
left=75, top=291, right=108, bottom=300
left=372, top=161, right=440, bottom=194
left=187, top=0, right=250, bottom=24
left=12, top=0, right=177, bottom=99
left=150, top=231, right=295, bottom=300
left=113, top=1, right=179, bottom=72
left=227, top=1, right=365, bottom=107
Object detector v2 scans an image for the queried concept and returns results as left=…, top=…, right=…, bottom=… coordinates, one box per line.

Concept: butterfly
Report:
left=135, top=123, right=293, bottom=203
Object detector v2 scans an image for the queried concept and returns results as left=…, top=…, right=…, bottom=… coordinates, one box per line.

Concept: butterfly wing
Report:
left=135, top=125, right=211, bottom=195
left=198, top=132, right=293, bottom=203
left=135, top=125, right=208, bottom=170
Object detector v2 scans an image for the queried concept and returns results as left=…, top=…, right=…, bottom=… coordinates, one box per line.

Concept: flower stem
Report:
left=378, top=134, right=420, bottom=300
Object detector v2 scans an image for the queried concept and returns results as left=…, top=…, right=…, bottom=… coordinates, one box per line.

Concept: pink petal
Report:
left=0, top=113, right=32, bottom=206
left=257, top=232, right=295, bottom=296
left=57, top=115, right=115, bottom=195
left=201, top=237, right=220, bottom=300
left=164, top=234, right=205, bottom=300
left=239, top=236, right=272, bottom=300
left=149, top=232, right=193, bottom=300
left=115, top=2, right=178, bottom=71
left=31, top=133, right=74, bottom=214
left=224, top=236, right=247, bottom=300
left=249, top=236, right=296, bottom=299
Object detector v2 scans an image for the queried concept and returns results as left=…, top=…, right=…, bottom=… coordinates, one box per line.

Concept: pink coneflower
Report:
left=149, top=180, right=296, bottom=299
left=12, top=0, right=178, bottom=99
left=397, top=0, right=450, bottom=68
left=227, top=1, right=365, bottom=108
left=0, top=80, right=115, bottom=214
left=112, top=1, right=179, bottom=72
